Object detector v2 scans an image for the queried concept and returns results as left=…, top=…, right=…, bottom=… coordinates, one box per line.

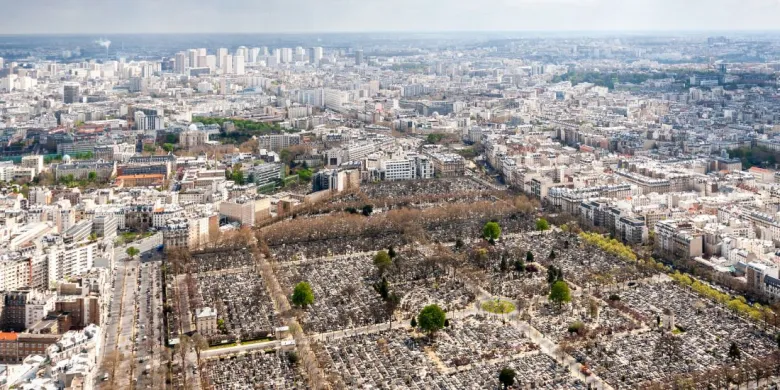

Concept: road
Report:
left=98, top=257, right=139, bottom=388
left=98, top=257, right=163, bottom=390
left=133, top=261, right=163, bottom=388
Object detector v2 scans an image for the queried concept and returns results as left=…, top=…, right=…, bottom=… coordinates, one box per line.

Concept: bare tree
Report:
left=192, top=333, right=209, bottom=366
left=177, top=334, right=191, bottom=388
left=653, top=331, right=683, bottom=366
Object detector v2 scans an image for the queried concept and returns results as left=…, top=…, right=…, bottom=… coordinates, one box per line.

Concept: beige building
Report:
left=195, top=307, right=218, bottom=335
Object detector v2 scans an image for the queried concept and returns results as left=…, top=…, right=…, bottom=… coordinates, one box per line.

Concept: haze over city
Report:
left=3, top=0, right=780, bottom=34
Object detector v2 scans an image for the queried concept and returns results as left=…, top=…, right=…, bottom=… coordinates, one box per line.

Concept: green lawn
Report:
left=481, top=299, right=516, bottom=314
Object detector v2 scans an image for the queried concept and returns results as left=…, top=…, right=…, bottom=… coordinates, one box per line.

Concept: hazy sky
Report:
left=2, top=0, right=780, bottom=34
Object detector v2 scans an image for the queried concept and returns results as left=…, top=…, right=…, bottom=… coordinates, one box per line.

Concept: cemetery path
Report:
left=202, top=339, right=281, bottom=358
left=515, top=321, right=615, bottom=390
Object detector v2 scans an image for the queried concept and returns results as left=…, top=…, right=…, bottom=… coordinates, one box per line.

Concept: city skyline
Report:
left=3, top=0, right=780, bottom=34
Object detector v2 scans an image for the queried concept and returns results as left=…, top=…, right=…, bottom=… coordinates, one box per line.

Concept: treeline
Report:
left=669, top=272, right=777, bottom=324
left=579, top=232, right=638, bottom=262
left=193, top=116, right=281, bottom=132
left=726, top=146, right=780, bottom=169
left=552, top=71, right=671, bottom=89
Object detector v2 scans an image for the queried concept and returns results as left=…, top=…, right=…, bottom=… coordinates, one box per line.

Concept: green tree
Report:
left=547, top=265, right=564, bottom=284
left=513, top=259, right=525, bottom=272
left=87, top=171, right=97, bottom=182
left=526, top=251, right=534, bottom=262
left=292, top=281, right=315, bottom=308
left=410, top=317, right=417, bottom=328
left=498, top=368, right=516, bottom=390
left=549, top=280, right=572, bottom=309
left=362, top=204, right=373, bottom=216
left=536, top=218, right=550, bottom=231
left=482, top=221, right=501, bottom=241
left=279, top=149, right=292, bottom=165
left=297, top=168, right=313, bottom=182
left=417, top=304, right=446, bottom=337
left=143, top=144, right=156, bottom=153
left=373, top=250, right=392, bottom=276
left=728, top=342, right=741, bottom=362
left=162, top=143, right=174, bottom=152
left=126, top=247, right=140, bottom=259
left=388, top=246, right=397, bottom=259
left=88, top=233, right=97, bottom=242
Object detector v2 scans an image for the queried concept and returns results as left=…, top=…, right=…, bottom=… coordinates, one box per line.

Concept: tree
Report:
left=87, top=171, right=97, bottom=182
left=498, top=367, right=516, bottom=390
left=362, top=204, right=374, bottom=216
left=547, top=265, right=564, bottom=284
left=373, top=277, right=390, bottom=300
left=548, top=250, right=556, bottom=260
left=126, top=247, right=139, bottom=259
left=483, top=221, right=501, bottom=241
left=514, top=259, right=525, bottom=273
left=728, top=342, right=742, bottom=362
left=549, top=280, right=571, bottom=309
left=292, top=281, right=314, bottom=308
left=297, top=168, right=313, bottom=182
left=410, top=317, right=417, bottom=328
left=163, top=143, right=175, bottom=152
left=385, top=293, right=400, bottom=329
left=373, top=250, right=392, bottom=276
left=536, top=218, right=550, bottom=231
left=143, top=144, right=156, bottom=153
left=88, top=233, right=97, bottom=242
left=279, top=149, right=293, bottom=165
left=526, top=251, right=534, bottom=262
left=192, top=333, right=209, bottom=365
left=418, top=304, right=446, bottom=337
left=654, top=331, right=683, bottom=366
left=177, top=334, right=191, bottom=388
left=388, top=246, right=397, bottom=259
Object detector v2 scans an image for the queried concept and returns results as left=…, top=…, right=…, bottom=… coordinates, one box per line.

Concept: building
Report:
left=195, top=307, right=218, bottom=335
left=20, top=156, right=44, bottom=176
left=115, top=174, right=164, bottom=187
left=309, top=47, right=323, bottom=64
left=53, top=160, right=116, bottom=182
left=257, top=134, right=300, bottom=152
left=63, top=85, right=79, bottom=104
left=424, top=151, right=465, bottom=178
left=248, top=163, right=284, bottom=187
left=355, top=50, right=364, bottom=65
left=312, top=169, right=360, bottom=193
left=219, top=197, right=256, bottom=226
left=381, top=158, right=417, bottom=181
left=92, top=214, right=117, bottom=239
left=134, top=111, right=162, bottom=131
left=655, top=219, right=704, bottom=260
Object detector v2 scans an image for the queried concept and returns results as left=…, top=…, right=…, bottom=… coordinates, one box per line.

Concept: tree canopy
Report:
left=498, top=368, right=516, bottom=390
left=535, top=218, right=550, bottom=231
left=417, top=304, right=446, bottom=336
left=482, top=221, right=501, bottom=241
left=549, top=280, right=572, bottom=308
left=126, top=247, right=139, bottom=258
left=373, top=250, right=392, bottom=276
left=728, top=341, right=741, bottom=361
left=292, top=282, right=315, bottom=308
